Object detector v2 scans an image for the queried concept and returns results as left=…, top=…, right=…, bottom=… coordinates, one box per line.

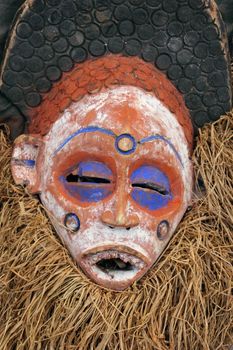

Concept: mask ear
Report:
left=11, top=134, right=44, bottom=194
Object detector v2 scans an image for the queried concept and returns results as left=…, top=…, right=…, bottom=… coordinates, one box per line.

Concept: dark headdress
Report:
left=0, top=0, right=232, bottom=139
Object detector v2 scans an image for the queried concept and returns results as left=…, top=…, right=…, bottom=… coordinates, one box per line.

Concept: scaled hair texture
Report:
left=0, top=115, right=232, bottom=350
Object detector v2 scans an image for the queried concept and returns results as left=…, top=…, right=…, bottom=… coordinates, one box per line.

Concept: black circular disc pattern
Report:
left=0, top=0, right=232, bottom=137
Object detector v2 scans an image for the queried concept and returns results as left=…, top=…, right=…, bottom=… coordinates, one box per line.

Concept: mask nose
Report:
left=101, top=210, right=139, bottom=229
left=101, top=184, right=139, bottom=229
left=101, top=166, right=139, bottom=229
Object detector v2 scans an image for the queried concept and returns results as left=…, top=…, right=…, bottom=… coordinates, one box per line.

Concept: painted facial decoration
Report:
left=11, top=86, right=193, bottom=291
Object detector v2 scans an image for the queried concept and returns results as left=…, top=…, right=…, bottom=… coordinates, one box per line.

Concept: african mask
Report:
left=12, top=83, right=193, bottom=290
left=1, top=0, right=232, bottom=290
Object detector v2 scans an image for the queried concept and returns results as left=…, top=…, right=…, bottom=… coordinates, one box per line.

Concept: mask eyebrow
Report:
left=53, top=126, right=116, bottom=155
left=139, top=135, right=183, bottom=167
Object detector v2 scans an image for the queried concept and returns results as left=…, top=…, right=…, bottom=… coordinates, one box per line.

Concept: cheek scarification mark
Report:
left=157, top=220, right=170, bottom=240
left=64, top=213, right=80, bottom=232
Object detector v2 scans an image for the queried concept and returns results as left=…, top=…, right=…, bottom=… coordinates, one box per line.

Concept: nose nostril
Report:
left=108, top=225, right=114, bottom=229
left=126, top=227, right=131, bottom=231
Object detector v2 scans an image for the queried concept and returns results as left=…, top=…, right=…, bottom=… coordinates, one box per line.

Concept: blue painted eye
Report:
left=61, top=161, right=113, bottom=202
left=130, top=165, right=172, bottom=211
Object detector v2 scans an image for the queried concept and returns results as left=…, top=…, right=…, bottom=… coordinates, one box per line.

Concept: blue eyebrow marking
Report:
left=54, top=125, right=182, bottom=166
left=139, top=135, right=183, bottom=167
left=54, top=126, right=116, bottom=155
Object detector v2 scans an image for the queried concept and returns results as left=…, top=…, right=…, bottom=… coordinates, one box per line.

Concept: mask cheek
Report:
left=39, top=188, right=69, bottom=232
left=39, top=191, right=83, bottom=257
left=153, top=206, right=187, bottom=247
left=40, top=186, right=100, bottom=238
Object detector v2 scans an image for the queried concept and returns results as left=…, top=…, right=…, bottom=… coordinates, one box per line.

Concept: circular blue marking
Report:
left=157, top=220, right=169, bottom=241
left=64, top=213, right=80, bottom=232
left=115, top=133, right=137, bottom=155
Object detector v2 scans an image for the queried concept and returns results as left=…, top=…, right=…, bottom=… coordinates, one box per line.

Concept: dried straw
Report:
left=0, top=115, right=232, bottom=350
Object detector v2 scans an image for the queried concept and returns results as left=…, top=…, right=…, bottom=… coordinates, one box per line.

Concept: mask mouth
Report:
left=97, top=257, right=134, bottom=272
left=80, top=249, right=148, bottom=290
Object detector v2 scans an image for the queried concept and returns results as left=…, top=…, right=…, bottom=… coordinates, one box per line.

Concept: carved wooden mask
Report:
left=12, top=83, right=193, bottom=290
left=1, top=0, right=231, bottom=291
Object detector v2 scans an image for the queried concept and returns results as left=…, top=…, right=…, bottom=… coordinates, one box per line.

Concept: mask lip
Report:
left=80, top=247, right=150, bottom=289
left=80, top=244, right=151, bottom=265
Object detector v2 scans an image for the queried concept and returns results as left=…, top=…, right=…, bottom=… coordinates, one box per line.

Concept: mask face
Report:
left=12, top=86, right=193, bottom=291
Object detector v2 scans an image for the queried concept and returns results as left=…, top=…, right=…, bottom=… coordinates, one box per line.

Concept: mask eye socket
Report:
left=131, top=165, right=172, bottom=211
left=132, top=182, right=169, bottom=196
left=61, top=161, right=113, bottom=203
left=66, top=173, right=111, bottom=184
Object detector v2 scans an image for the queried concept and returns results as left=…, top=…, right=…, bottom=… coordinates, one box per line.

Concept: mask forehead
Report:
left=44, top=86, right=190, bottom=161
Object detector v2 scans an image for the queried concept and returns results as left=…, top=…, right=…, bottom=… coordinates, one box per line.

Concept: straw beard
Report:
left=0, top=115, right=232, bottom=350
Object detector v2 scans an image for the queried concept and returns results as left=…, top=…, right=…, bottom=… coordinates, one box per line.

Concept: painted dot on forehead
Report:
left=64, top=213, right=80, bottom=233
left=115, top=134, right=137, bottom=155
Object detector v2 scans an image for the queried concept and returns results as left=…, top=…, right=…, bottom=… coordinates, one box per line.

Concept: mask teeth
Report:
left=86, top=250, right=146, bottom=270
